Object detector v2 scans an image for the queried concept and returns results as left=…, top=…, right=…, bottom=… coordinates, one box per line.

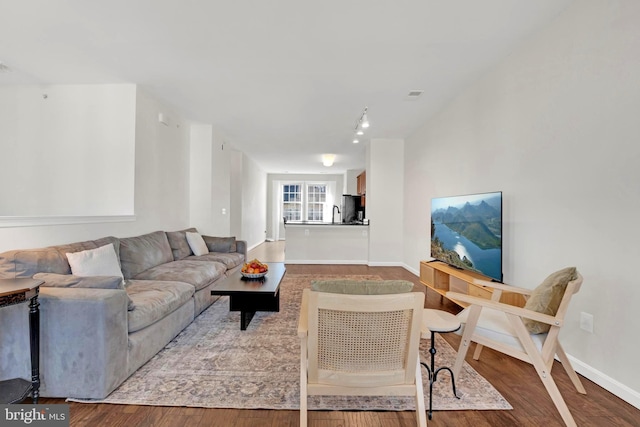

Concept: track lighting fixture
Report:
left=361, top=113, right=369, bottom=128
left=352, top=107, right=370, bottom=143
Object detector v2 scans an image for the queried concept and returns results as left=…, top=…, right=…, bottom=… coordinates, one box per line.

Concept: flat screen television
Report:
left=430, top=191, right=503, bottom=282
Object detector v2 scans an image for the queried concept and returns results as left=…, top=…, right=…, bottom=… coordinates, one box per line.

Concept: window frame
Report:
left=281, top=181, right=332, bottom=223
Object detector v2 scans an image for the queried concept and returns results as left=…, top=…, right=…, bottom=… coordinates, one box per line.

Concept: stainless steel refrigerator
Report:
left=341, top=195, right=362, bottom=223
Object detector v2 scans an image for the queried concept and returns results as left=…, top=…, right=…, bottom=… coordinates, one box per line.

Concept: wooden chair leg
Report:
left=533, top=356, right=577, bottom=427
left=300, top=341, right=308, bottom=427
left=473, top=343, right=484, bottom=360
left=414, top=361, right=427, bottom=427
left=556, top=342, right=587, bottom=394
left=511, top=315, right=578, bottom=427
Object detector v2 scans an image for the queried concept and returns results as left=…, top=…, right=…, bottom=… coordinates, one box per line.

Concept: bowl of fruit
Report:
left=241, top=259, right=269, bottom=279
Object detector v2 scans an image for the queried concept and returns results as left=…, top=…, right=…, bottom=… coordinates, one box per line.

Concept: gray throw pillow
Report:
left=165, top=228, right=198, bottom=260
left=311, top=279, right=414, bottom=295
left=202, top=236, right=237, bottom=253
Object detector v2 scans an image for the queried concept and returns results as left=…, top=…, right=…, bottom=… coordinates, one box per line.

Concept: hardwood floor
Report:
left=37, top=242, right=639, bottom=426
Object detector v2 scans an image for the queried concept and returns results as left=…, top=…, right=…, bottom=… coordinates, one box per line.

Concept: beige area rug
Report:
left=71, top=274, right=511, bottom=412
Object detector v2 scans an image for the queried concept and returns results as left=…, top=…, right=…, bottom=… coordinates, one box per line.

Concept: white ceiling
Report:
left=0, top=0, right=573, bottom=174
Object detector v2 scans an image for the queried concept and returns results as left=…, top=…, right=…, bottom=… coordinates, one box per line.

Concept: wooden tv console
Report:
left=419, top=260, right=524, bottom=308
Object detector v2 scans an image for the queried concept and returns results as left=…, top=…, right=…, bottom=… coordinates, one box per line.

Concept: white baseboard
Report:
left=403, top=263, right=420, bottom=276
left=367, top=261, right=404, bottom=267
left=568, top=354, right=640, bottom=409
left=247, top=241, right=265, bottom=252
left=285, top=259, right=368, bottom=265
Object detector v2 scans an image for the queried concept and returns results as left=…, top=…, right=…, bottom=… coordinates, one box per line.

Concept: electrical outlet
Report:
left=580, top=312, right=594, bottom=333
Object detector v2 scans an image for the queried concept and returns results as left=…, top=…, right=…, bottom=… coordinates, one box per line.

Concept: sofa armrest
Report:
left=235, top=240, right=247, bottom=261
left=38, top=287, right=129, bottom=398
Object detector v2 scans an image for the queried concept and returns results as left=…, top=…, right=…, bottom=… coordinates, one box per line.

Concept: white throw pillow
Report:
left=66, top=243, right=124, bottom=281
left=186, top=231, right=209, bottom=256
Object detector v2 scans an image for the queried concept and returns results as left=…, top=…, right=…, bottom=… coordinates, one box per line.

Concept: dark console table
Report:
left=0, top=278, right=43, bottom=404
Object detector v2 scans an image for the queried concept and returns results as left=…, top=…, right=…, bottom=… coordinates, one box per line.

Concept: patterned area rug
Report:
left=72, top=274, right=511, bottom=411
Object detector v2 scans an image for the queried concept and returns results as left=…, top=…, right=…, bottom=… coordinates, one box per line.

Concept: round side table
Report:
left=421, top=309, right=461, bottom=419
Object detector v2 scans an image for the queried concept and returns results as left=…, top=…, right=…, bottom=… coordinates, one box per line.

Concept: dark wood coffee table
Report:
left=210, top=262, right=286, bottom=330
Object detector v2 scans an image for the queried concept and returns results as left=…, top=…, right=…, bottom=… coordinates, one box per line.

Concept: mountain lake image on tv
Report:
left=430, top=191, right=503, bottom=282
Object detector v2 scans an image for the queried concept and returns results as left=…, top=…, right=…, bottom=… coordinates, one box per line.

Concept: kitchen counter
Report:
left=285, top=221, right=368, bottom=226
left=284, top=222, right=369, bottom=264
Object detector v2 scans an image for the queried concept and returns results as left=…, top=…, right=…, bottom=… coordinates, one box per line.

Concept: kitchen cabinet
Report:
left=356, top=171, right=366, bottom=206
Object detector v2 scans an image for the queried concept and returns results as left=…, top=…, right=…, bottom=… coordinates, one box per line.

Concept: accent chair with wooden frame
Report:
left=447, top=270, right=586, bottom=427
left=298, top=287, right=427, bottom=427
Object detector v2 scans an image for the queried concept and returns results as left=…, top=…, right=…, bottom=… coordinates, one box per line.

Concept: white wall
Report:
left=403, top=0, right=640, bottom=405
left=241, top=154, right=268, bottom=250
left=344, top=169, right=363, bottom=195
left=368, top=139, right=404, bottom=265
left=0, top=87, right=191, bottom=251
left=209, top=133, right=232, bottom=236
left=0, top=84, right=135, bottom=217
left=189, top=125, right=232, bottom=236
left=189, top=125, right=214, bottom=232
left=229, top=150, right=243, bottom=239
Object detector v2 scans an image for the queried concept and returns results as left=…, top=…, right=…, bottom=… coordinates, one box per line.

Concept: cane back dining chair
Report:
left=298, top=282, right=427, bottom=427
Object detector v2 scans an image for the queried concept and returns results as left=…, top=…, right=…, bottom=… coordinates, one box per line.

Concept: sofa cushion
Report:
left=34, top=272, right=136, bottom=311
left=186, top=232, right=209, bottom=256
left=186, top=252, right=245, bottom=269
left=126, top=280, right=194, bottom=333
left=34, top=272, right=123, bottom=290
left=0, top=248, right=68, bottom=278
left=0, top=237, right=122, bottom=279
left=132, top=260, right=227, bottom=291
left=202, top=236, right=237, bottom=253
left=119, top=231, right=174, bottom=280
left=165, top=228, right=197, bottom=260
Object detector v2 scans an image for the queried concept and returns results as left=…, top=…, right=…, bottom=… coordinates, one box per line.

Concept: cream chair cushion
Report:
left=456, top=306, right=546, bottom=352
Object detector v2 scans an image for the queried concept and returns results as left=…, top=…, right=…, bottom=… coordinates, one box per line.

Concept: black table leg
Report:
left=420, top=330, right=459, bottom=420
left=230, top=291, right=280, bottom=330
left=240, top=311, right=256, bottom=330
left=28, top=289, right=40, bottom=404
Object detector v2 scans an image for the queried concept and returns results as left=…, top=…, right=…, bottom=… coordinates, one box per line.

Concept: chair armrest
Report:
left=447, top=291, right=562, bottom=327
left=473, top=279, right=533, bottom=295
left=298, top=289, right=309, bottom=338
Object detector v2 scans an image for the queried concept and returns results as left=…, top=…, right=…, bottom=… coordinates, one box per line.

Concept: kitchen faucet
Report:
left=332, top=205, right=340, bottom=224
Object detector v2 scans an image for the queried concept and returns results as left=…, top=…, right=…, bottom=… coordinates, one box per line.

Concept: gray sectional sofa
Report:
left=0, top=228, right=246, bottom=399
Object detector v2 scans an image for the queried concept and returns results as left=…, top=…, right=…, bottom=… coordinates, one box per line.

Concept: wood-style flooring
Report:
left=37, top=242, right=639, bottom=426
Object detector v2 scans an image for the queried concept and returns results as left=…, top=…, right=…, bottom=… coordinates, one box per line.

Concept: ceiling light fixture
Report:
left=322, top=154, right=336, bottom=167
left=361, top=113, right=369, bottom=128
left=352, top=107, right=370, bottom=143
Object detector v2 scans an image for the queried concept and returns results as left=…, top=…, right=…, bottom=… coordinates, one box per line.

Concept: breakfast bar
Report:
left=284, top=221, right=369, bottom=264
